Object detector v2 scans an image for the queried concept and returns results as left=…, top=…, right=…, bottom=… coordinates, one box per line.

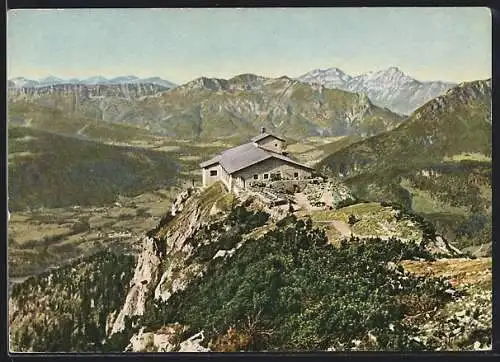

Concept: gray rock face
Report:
left=297, top=66, right=456, bottom=115
left=171, top=188, right=193, bottom=216
left=8, top=82, right=170, bottom=101
left=127, top=323, right=188, bottom=352
left=111, top=236, right=162, bottom=334
left=178, top=331, right=210, bottom=352
left=111, top=187, right=224, bottom=337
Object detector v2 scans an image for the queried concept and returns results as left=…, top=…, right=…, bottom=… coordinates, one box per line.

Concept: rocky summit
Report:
left=297, top=66, right=456, bottom=115
left=9, top=174, right=490, bottom=352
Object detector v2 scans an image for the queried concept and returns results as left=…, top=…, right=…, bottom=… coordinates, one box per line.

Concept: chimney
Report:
left=260, top=127, right=266, bottom=134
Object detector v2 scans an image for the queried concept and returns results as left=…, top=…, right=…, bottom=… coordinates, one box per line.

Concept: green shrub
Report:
left=142, top=218, right=450, bottom=352
left=348, top=214, right=359, bottom=226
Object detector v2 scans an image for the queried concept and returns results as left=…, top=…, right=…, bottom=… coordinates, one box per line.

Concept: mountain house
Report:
left=200, top=128, right=314, bottom=192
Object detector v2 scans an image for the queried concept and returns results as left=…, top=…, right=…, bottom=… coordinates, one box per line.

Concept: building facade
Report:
left=200, top=129, right=314, bottom=192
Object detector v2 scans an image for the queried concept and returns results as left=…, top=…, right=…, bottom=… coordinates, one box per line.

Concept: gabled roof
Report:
left=251, top=132, right=286, bottom=143
left=199, top=142, right=313, bottom=174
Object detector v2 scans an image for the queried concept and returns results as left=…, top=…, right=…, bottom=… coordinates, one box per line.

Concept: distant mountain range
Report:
left=9, top=67, right=457, bottom=115
left=8, top=75, right=177, bottom=89
left=297, top=66, right=456, bottom=115
left=8, top=82, right=172, bottom=100
left=8, top=73, right=404, bottom=139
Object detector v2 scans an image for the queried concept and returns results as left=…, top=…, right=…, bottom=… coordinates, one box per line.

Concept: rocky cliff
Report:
left=8, top=82, right=170, bottom=102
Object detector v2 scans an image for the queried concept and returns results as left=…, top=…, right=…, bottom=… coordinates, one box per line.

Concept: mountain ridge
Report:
left=297, top=66, right=457, bottom=115
left=8, top=75, right=177, bottom=89
left=317, top=78, right=491, bottom=181
left=316, top=79, right=492, bottom=255
left=8, top=73, right=404, bottom=139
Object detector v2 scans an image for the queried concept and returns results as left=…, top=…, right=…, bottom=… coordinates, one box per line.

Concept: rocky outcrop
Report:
left=127, top=327, right=210, bottom=352
left=111, top=185, right=232, bottom=336
left=178, top=331, right=210, bottom=352
left=154, top=260, right=203, bottom=302
left=127, top=323, right=188, bottom=352
left=302, top=178, right=355, bottom=208
left=171, top=188, right=193, bottom=216
left=431, top=236, right=462, bottom=256
left=111, top=236, right=162, bottom=334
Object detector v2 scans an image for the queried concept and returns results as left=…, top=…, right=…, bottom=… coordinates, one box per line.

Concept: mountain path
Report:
left=330, top=220, right=352, bottom=237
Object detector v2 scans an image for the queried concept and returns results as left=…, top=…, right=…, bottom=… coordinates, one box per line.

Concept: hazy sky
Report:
left=7, top=7, right=491, bottom=84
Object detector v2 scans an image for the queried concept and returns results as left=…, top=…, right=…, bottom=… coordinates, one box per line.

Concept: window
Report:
left=210, top=170, right=218, bottom=176
left=263, top=173, right=269, bottom=180
left=294, top=172, right=299, bottom=178
left=253, top=174, right=258, bottom=180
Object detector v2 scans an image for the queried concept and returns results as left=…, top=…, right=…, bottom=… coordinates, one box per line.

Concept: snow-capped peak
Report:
left=296, top=65, right=456, bottom=115
left=297, top=67, right=352, bottom=88
left=355, top=66, right=415, bottom=86
left=8, top=75, right=177, bottom=89
left=9, top=77, right=39, bottom=88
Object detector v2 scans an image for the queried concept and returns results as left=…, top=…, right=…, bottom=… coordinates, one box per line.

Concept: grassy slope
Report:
left=8, top=126, right=179, bottom=211
left=316, top=80, right=492, bottom=254
left=317, top=80, right=491, bottom=176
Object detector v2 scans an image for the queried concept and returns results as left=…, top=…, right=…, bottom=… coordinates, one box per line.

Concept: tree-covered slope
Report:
left=141, top=217, right=453, bottom=352
left=317, top=79, right=491, bottom=177
left=9, top=251, right=135, bottom=352
left=8, top=126, right=178, bottom=210
left=316, top=80, right=492, bottom=255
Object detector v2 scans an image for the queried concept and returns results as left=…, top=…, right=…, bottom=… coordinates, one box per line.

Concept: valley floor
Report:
left=8, top=186, right=181, bottom=280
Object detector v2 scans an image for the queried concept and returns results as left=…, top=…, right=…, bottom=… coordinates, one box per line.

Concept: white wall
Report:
left=202, top=163, right=231, bottom=190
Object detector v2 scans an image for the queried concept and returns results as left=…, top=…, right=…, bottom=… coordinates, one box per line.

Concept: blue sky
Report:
left=7, top=7, right=491, bottom=84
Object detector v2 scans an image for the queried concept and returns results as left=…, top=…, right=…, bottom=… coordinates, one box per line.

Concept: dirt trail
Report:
left=312, top=219, right=353, bottom=238
left=330, top=220, right=352, bottom=237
